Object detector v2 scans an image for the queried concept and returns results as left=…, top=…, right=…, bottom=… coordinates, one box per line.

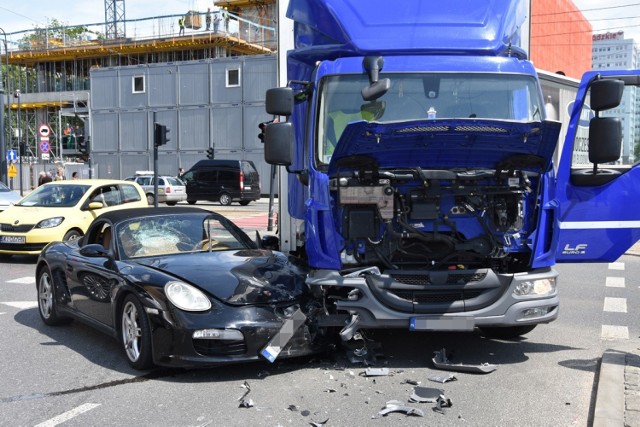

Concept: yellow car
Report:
left=0, top=179, right=148, bottom=257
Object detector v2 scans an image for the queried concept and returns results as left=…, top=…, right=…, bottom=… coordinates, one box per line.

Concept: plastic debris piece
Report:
left=363, top=367, right=390, bottom=377
left=433, top=394, right=453, bottom=414
left=309, top=418, right=329, bottom=426
left=372, top=400, right=425, bottom=419
left=260, top=308, right=307, bottom=363
left=288, top=405, right=299, bottom=412
left=237, top=381, right=254, bottom=408
left=409, top=386, right=444, bottom=403
left=324, top=388, right=336, bottom=393
left=401, top=379, right=420, bottom=385
left=432, top=348, right=497, bottom=374
left=301, top=410, right=311, bottom=417
left=428, top=373, right=458, bottom=384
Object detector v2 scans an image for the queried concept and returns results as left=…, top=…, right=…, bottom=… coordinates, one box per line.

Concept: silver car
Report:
left=0, top=181, right=21, bottom=212
left=125, top=173, right=187, bottom=206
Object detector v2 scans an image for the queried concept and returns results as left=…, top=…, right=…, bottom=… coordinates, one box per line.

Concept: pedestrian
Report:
left=55, top=167, right=66, bottom=181
left=178, top=17, right=185, bottom=36
left=205, top=8, right=211, bottom=31
left=72, top=171, right=79, bottom=180
left=178, top=167, right=185, bottom=177
left=39, top=171, right=53, bottom=186
left=213, top=12, right=221, bottom=33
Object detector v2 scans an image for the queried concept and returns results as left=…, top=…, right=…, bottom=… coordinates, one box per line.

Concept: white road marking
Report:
left=601, top=325, right=629, bottom=340
left=35, top=403, right=101, bottom=427
left=6, top=276, right=36, bottom=284
left=605, top=276, right=625, bottom=288
left=608, top=262, right=625, bottom=271
left=0, top=301, right=38, bottom=310
left=603, top=297, right=627, bottom=313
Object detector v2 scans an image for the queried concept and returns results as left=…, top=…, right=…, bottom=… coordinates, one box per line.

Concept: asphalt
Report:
left=593, top=242, right=640, bottom=427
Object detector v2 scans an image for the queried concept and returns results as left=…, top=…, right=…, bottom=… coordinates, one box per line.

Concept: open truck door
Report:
left=554, top=70, right=640, bottom=263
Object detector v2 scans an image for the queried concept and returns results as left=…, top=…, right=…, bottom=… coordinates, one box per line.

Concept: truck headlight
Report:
left=514, top=278, right=556, bottom=297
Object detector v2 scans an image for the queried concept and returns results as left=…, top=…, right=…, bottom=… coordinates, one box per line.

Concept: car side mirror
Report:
left=80, top=243, right=113, bottom=258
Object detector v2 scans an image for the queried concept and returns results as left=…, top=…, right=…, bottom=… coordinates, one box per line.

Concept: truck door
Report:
left=554, top=70, right=640, bottom=263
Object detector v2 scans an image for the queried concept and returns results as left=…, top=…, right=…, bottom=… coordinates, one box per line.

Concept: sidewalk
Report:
left=593, top=242, right=640, bottom=427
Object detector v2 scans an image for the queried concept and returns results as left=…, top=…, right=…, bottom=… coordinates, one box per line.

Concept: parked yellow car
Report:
left=0, top=179, right=148, bottom=257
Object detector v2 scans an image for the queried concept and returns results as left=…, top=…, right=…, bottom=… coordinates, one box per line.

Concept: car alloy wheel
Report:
left=120, top=295, right=153, bottom=370
left=219, top=192, right=232, bottom=206
left=37, top=266, right=70, bottom=326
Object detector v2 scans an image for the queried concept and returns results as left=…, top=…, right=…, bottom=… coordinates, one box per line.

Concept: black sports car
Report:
left=36, top=207, right=325, bottom=370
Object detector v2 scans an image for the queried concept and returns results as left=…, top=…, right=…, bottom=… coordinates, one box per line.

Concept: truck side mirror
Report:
left=589, top=117, right=622, bottom=164
left=590, top=79, right=624, bottom=111
left=266, top=88, right=294, bottom=116
left=265, top=122, right=293, bottom=166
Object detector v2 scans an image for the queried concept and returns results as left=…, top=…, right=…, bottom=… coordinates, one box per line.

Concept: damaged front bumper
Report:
left=307, top=267, right=559, bottom=337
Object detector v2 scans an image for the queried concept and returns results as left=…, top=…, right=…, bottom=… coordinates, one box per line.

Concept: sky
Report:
left=0, top=0, right=639, bottom=42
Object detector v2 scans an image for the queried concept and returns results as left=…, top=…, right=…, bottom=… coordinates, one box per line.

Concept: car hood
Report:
left=136, top=249, right=309, bottom=305
left=0, top=205, right=75, bottom=225
left=327, top=118, right=562, bottom=174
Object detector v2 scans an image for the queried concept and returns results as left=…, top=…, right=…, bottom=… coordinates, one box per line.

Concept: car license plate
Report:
left=409, top=316, right=474, bottom=331
left=244, top=186, right=251, bottom=190
left=0, top=235, right=26, bottom=244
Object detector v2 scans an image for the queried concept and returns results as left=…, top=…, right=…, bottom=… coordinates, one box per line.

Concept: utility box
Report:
left=184, top=11, right=202, bottom=29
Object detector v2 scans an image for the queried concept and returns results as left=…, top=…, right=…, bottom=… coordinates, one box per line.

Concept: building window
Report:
left=133, top=75, right=145, bottom=93
left=226, top=68, right=241, bottom=88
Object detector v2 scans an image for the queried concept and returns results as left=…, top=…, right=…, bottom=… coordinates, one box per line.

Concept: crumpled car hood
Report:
left=328, top=118, right=561, bottom=174
left=137, top=249, right=309, bottom=305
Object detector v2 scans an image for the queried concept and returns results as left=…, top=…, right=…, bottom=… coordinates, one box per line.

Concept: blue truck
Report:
left=262, top=0, right=640, bottom=340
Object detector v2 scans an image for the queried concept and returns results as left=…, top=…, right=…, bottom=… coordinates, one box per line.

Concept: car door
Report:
left=552, top=70, right=640, bottom=263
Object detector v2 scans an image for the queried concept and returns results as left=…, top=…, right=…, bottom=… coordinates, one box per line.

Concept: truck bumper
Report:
left=307, top=267, right=559, bottom=331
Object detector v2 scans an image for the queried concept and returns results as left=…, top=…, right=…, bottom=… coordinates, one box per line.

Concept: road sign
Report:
left=41, top=153, right=50, bottom=161
left=39, top=139, right=51, bottom=154
left=7, top=149, right=17, bottom=162
left=8, top=163, right=17, bottom=178
left=38, top=124, right=51, bottom=138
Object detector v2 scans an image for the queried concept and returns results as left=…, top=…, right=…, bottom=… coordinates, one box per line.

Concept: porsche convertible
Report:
left=35, top=207, right=326, bottom=370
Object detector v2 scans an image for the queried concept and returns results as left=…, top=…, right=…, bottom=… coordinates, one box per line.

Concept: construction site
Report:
left=0, top=0, right=277, bottom=190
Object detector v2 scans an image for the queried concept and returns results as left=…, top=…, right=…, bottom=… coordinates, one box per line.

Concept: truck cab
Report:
left=263, top=0, right=640, bottom=340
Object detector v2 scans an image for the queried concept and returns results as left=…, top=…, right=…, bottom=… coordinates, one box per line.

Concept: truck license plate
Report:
left=0, top=236, right=26, bottom=244
left=409, top=316, right=474, bottom=331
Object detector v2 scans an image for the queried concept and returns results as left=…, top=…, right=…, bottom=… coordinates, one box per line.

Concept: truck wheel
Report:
left=478, top=325, right=536, bottom=339
left=219, top=192, right=232, bottom=206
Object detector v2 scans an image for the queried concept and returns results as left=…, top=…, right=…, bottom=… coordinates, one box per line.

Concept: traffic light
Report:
left=154, top=123, right=170, bottom=147
left=258, top=120, right=274, bottom=143
left=206, top=147, right=214, bottom=159
left=77, top=136, right=89, bottom=161
left=19, top=142, right=26, bottom=156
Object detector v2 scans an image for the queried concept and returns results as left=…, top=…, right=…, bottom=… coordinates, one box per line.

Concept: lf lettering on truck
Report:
left=262, top=0, right=640, bottom=342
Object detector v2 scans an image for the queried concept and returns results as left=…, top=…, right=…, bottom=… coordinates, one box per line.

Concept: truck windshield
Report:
left=317, top=73, right=544, bottom=165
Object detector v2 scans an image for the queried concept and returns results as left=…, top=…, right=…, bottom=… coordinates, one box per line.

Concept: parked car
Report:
left=0, top=181, right=21, bottom=213
left=181, top=160, right=261, bottom=206
left=35, top=207, right=323, bottom=369
left=0, top=179, right=148, bottom=257
left=125, top=172, right=187, bottom=205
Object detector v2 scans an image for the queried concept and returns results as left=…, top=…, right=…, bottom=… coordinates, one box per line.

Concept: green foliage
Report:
left=18, top=18, right=92, bottom=50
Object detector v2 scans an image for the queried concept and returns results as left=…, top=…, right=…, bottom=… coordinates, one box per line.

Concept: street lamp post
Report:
left=14, top=89, right=22, bottom=196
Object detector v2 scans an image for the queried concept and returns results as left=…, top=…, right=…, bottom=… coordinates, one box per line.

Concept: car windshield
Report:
left=317, top=72, right=544, bottom=165
left=115, top=213, right=251, bottom=259
left=17, top=183, right=90, bottom=207
left=0, top=182, right=11, bottom=192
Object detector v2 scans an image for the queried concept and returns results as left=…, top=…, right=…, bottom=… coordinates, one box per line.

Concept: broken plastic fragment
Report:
left=428, top=373, right=457, bottom=384
left=287, top=404, right=299, bottom=412
left=401, top=379, right=420, bottom=385
left=309, top=418, right=329, bottom=426
left=433, top=394, right=453, bottom=414
left=409, top=386, right=444, bottom=403
left=260, top=308, right=307, bottom=363
left=363, top=367, right=389, bottom=377
left=432, top=348, right=497, bottom=374
left=372, top=400, right=425, bottom=419
left=237, top=381, right=254, bottom=408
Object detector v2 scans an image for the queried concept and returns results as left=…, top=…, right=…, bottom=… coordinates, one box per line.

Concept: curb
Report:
left=593, top=349, right=625, bottom=427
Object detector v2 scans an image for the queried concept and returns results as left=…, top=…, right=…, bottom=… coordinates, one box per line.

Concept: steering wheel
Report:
left=192, top=239, right=220, bottom=251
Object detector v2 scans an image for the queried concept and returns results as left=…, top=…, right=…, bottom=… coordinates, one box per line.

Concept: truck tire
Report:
left=478, top=325, right=536, bottom=339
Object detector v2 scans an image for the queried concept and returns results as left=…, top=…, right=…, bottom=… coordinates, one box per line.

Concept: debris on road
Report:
left=433, top=394, right=453, bottom=415
left=409, top=386, right=444, bottom=403
left=362, top=367, right=389, bottom=377
left=432, top=348, right=497, bottom=374
left=428, top=373, right=458, bottom=383
left=372, top=400, right=425, bottom=419
left=237, top=381, right=255, bottom=408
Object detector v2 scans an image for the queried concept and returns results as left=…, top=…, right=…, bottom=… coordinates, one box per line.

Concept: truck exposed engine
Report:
left=263, top=0, right=640, bottom=340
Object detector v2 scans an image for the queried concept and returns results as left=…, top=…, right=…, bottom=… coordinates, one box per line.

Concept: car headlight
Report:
left=165, top=281, right=212, bottom=311
left=36, top=217, right=65, bottom=229
left=513, top=277, right=556, bottom=297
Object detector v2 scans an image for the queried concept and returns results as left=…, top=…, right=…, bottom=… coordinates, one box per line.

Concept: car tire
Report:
left=219, top=192, right=232, bottom=206
left=187, top=199, right=197, bottom=205
left=37, top=265, right=72, bottom=326
left=120, top=294, right=154, bottom=370
left=146, top=194, right=155, bottom=205
left=239, top=201, right=250, bottom=206
left=63, top=230, right=82, bottom=241
left=478, top=325, right=537, bottom=339
left=166, top=201, right=177, bottom=206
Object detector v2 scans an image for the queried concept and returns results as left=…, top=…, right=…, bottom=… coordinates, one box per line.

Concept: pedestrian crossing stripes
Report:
left=602, top=261, right=629, bottom=341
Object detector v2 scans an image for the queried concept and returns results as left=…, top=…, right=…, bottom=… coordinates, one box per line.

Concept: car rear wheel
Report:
left=219, top=192, right=232, bottom=206
left=63, top=230, right=82, bottom=241
left=478, top=325, right=537, bottom=339
left=146, top=194, right=155, bottom=205
left=37, top=266, right=71, bottom=326
left=121, top=294, right=154, bottom=370
left=239, top=201, right=250, bottom=206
